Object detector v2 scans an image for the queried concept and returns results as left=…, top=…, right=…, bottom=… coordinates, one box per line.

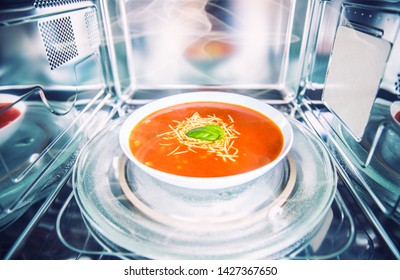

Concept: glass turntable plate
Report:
left=73, top=116, right=336, bottom=259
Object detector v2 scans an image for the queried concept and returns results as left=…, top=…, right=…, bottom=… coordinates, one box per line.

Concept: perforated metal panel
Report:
left=85, top=9, right=100, bottom=49
left=34, top=0, right=90, bottom=9
left=38, top=16, right=79, bottom=70
left=37, top=7, right=100, bottom=70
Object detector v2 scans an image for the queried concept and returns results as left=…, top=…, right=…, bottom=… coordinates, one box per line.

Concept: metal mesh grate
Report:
left=34, top=0, right=89, bottom=9
left=38, top=17, right=78, bottom=70
left=395, top=73, right=400, bottom=94
left=85, top=9, right=100, bottom=49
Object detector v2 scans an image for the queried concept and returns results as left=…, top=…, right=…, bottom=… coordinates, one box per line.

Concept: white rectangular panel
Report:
left=322, top=25, right=391, bottom=141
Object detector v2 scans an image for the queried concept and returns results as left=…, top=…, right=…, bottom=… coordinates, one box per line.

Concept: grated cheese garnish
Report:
left=157, top=112, right=240, bottom=162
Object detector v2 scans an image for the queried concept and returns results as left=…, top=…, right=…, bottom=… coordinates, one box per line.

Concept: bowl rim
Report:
left=119, top=91, right=293, bottom=190
left=0, top=94, right=27, bottom=146
left=390, top=101, right=400, bottom=123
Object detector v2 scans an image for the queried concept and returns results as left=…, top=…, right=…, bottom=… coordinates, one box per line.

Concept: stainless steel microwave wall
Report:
left=0, top=0, right=399, bottom=259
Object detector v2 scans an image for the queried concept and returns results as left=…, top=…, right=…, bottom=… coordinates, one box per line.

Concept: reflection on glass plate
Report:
left=0, top=94, right=26, bottom=146
left=73, top=117, right=336, bottom=259
left=335, top=99, right=400, bottom=211
left=0, top=102, right=80, bottom=228
left=120, top=156, right=295, bottom=225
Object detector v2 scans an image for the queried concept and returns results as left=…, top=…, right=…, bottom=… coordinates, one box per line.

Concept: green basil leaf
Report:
left=185, top=125, right=225, bottom=141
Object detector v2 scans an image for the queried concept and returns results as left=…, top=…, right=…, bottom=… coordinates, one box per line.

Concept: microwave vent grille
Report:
left=395, top=73, right=400, bottom=94
left=34, top=0, right=89, bottom=9
left=38, top=16, right=78, bottom=70
left=84, top=9, right=100, bottom=49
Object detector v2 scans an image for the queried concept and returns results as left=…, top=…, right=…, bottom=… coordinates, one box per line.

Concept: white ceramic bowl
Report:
left=390, top=101, right=400, bottom=129
left=119, top=92, right=293, bottom=189
left=0, top=94, right=26, bottom=147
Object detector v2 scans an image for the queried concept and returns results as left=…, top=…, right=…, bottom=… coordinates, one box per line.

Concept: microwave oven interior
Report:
left=0, top=0, right=399, bottom=259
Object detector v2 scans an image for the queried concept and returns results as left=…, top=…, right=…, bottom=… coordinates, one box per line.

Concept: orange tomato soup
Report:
left=128, top=102, right=284, bottom=177
left=0, top=103, right=21, bottom=128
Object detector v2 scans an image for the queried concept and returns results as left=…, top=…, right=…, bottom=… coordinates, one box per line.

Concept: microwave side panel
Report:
left=0, top=1, right=118, bottom=233
left=299, top=0, right=400, bottom=258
